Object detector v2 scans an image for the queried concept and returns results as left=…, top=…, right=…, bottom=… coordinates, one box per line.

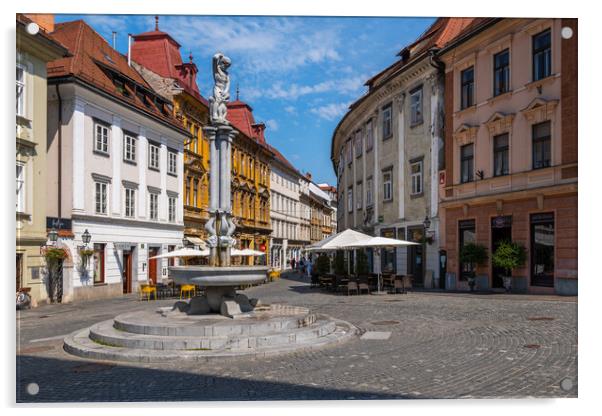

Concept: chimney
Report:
left=112, top=31, right=117, bottom=49
left=305, top=172, right=312, bottom=181
left=24, top=14, right=54, bottom=32
left=127, top=33, right=132, bottom=66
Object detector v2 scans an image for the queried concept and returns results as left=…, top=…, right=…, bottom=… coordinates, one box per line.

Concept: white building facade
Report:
left=46, top=20, right=189, bottom=301
left=268, top=151, right=310, bottom=270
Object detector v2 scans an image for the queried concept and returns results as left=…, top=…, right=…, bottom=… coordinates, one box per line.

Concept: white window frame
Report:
left=383, top=170, right=393, bottom=201
left=410, top=87, right=423, bottom=125
left=366, top=177, right=373, bottom=207
left=94, top=122, right=109, bottom=154
left=16, top=63, right=26, bottom=118
left=95, top=181, right=108, bottom=215
left=149, top=192, right=159, bottom=220
left=347, top=187, right=353, bottom=213
left=168, top=151, right=177, bottom=175
left=123, top=134, right=137, bottom=163
left=356, top=182, right=363, bottom=210
left=346, top=139, right=353, bottom=164
left=365, top=120, right=374, bottom=151
left=124, top=187, right=136, bottom=218
left=354, top=130, right=362, bottom=158
left=382, top=104, right=392, bottom=139
left=168, top=196, right=176, bottom=222
left=148, top=143, right=160, bottom=170
left=16, top=162, right=25, bottom=213
left=410, top=160, right=423, bottom=195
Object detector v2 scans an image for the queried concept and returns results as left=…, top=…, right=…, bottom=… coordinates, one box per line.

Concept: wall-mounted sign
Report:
left=492, top=216, right=512, bottom=228
left=114, top=242, right=136, bottom=250
left=378, top=215, right=384, bottom=223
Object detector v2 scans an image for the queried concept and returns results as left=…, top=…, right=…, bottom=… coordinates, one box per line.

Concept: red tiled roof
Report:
left=131, top=26, right=208, bottom=106
left=226, top=99, right=255, bottom=138
left=47, top=20, right=186, bottom=133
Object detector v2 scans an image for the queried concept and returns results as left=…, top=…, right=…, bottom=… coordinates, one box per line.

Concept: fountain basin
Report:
left=169, top=265, right=269, bottom=287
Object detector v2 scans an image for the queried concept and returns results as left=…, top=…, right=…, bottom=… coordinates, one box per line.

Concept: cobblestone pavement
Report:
left=16, top=272, right=577, bottom=402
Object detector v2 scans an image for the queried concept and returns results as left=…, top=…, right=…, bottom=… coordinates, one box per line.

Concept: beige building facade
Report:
left=438, top=18, right=578, bottom=295
left=331, top=18, right=474, bottom=286
left=16, top=14, right=69, bottom=305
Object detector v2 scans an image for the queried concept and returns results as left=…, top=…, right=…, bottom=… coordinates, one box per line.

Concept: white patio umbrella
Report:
left=347, top=236, right=420, bottom=294
left=305, top=228, right=371, bottom=252
left=231, top=248, right=265, bottom=256
left=148, top=247, right=209, bottom=260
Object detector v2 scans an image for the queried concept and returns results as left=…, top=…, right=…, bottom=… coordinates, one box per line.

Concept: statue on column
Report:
left=209, top=53, right=232, bottom=125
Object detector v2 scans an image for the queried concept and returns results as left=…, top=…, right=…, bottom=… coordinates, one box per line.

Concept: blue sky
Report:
left=55, top=14, right=435, bottom=184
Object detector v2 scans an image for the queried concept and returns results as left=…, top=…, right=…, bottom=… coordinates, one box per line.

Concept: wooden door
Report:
left=148, top=247, right=159, bottom=284
left=122, top=252, right=132, bottom=294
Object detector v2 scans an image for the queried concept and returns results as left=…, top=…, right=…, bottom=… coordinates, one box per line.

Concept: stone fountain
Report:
left=168, top=52, right=267, bottom=318
left=62, top=54, right=356, bottom=363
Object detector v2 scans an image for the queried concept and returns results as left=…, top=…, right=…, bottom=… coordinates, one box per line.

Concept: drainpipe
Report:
left=127, top=33, right=132, bottom=66
left=55, top=84, right=62, bottom=226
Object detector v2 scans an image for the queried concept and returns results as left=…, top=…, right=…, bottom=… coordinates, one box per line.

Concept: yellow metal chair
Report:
left=139, top=283, right=157, bottom=301
left=180, top=284, right=196, bottom=299
left=268, top=269, right=280, bottom=281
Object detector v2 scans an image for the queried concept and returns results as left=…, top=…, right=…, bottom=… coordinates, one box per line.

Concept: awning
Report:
left=184, top=236, right=206, bottom=248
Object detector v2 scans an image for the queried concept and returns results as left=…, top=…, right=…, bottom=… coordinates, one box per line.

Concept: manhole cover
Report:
left=371, top=320, right=400, bottom=326
left=38, top=315, right=51, bottom=319
left=384, top=299, right=403, bottom=302
left=18, top=345, right=55, bottom=354
left=523, top=344, right=541, bottom=349
left=71, top=363, right=114, bottom=373
left=527, top=317, right=555, bottom=321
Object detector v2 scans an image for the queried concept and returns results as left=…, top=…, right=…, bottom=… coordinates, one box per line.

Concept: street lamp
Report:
left=82, top=229, right=92, bottom=246
left=48, top=227, right=58, bottom=244
left=423, top=215, right=431, bottom=230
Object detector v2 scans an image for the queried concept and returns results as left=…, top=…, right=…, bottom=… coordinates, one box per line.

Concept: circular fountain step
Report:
left=88, top=317, right=336, bottom=351
left=63, top=304, right=357, bottom=363
left=113, top=305, right=316, bottom=337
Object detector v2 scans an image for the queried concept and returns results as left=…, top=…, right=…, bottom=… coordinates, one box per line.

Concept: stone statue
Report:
left=209, top=53, right=231, bottom=125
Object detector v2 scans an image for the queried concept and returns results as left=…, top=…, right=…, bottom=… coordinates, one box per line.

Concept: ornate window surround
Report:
left=485, top=112, right=515, bottom=176
left=521, top=98, right=558, bottom=169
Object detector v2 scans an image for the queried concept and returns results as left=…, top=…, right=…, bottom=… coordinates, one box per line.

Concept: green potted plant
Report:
left=356, top=250, right=369, bottom=276
left=79, top=247, right=95, bottom=269
left=316, top=254, right=331, bottom=276
left=459, top=243, right=488, bottom=292
left=492, top=241, right=527, bottom=293
left=334, top=250, right=346, bottom=276
left=42, top=247, right=68, bottom=303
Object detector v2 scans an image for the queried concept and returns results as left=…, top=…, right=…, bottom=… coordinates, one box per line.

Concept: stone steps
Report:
left=87, top=317, right=336, bottom=351
left=63, top=317, right=357, bottom=363
left=113, top=309, right=317, bottom=337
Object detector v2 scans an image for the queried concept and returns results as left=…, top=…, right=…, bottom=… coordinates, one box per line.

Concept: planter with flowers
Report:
left=459, top=243, right=488, bottom=292
left=492, top=241, right=527, bottom=293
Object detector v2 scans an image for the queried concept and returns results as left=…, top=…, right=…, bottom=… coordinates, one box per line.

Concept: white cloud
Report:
left=309, top=102, right=350, bottom=121
left=83, top=15, right=130, bottom=38
left=284, top=106, right=297, bottom=115
left=265, top=119, right=279, bottom=131
left=161, top=16, right=341, bottom=75
left=245, top=74, right=367, bottom=101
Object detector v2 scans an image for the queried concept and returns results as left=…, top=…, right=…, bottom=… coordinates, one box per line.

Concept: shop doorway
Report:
left=491, top=216, right=512, bottom=289
left=407, top=226, right=424, bottom=287
left=148, top=247, right=159, bottom=284
left=122, top=251, right=133, bottom=294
